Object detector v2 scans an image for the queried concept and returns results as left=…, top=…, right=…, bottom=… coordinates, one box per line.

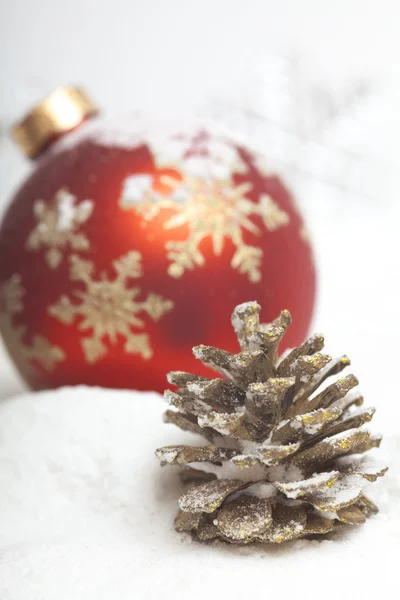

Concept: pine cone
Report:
left=156, top=302, right=387, bottom=544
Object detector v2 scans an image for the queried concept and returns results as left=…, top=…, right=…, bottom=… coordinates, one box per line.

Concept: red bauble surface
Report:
left=0, top=118, right=316, bottom=392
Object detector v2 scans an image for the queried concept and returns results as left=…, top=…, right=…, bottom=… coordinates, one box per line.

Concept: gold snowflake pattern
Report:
left=26, top=188, right=94, bottom=269
left=48, top=251, right=174, bottom=364
left=0, top=275, right=65, bottom=380
left=122, top=173, right=289, bottom=282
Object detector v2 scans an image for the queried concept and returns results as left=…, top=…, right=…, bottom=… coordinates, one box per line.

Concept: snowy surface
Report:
left=0, top=387, right=399, bottom=600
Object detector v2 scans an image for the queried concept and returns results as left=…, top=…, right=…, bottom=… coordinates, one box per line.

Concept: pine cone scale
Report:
left=290, top=428, right=372, bottom=470
left=155, top=445, right=239, bottom=465
left=215, top=496, right=273, bottom=541
left=179, top=479, right=250, bottom=513
left=271, top=406, right=342, bottom=445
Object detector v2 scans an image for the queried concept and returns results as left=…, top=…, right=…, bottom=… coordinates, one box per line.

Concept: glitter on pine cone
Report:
left=156, top=301, right=387, bottom=545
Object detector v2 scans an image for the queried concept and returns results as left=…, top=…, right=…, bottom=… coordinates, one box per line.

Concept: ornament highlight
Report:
left=156, top=301, right=387, bottom=544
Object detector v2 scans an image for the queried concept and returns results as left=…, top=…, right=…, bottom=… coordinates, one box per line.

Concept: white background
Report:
left=1, top=0, right=400, bottom=115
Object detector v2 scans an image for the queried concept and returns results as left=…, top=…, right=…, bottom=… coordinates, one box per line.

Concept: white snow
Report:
left=0, top=386, right=398, bottom=600
left=120, top=174, right=154, bottom=207
left=246, top=482, right=277, bottom=499
left=267, top=464, right=304, bottom=484
left=51, top=189, right=93, bottom=231
left=54, top=190, right=76, bottom=230
left=188, top=460, right=267, bottom=483
left=46, top=115, right=256, bottom=193
left=276, top=471, right=340, bottom=499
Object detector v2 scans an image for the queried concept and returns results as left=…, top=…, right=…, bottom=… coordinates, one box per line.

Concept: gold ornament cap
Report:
left=11, top=86, right=99, bottom=159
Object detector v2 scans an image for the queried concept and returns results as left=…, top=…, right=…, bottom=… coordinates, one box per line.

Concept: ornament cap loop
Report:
left=11, top=86, right=100, bottom=159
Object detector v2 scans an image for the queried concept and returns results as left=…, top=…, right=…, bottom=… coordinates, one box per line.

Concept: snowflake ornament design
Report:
left=122, top=173, right=289, bottom=281
left=26, top=188, right=94, bottom=269
left=0, top=274, right=65, bottom=379
left=49, top=251, right=174, bottom=363
left=120, top=132, right=289, bottom=282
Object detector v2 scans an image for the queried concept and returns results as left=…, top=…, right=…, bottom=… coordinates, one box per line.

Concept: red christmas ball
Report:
left=0, top=88, right=316, bottom=392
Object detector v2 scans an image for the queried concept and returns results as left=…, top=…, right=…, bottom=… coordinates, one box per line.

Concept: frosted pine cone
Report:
left=156, top=302, right=387, bottom=544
